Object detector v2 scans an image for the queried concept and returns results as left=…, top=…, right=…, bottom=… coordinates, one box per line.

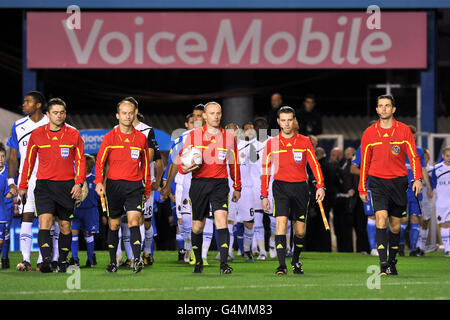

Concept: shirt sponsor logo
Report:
left=61, top=147, right=69, bottom=159
left=131, top=149, right=140, bottom=160
left=391, top=145, right=400, bottom=155
left=293, top=150, right=303, bottom=163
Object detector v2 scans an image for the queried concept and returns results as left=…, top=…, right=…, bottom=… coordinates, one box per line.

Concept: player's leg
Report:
left=121, top=217, right=134, bottom=262
left=409, top=214, right=421, bottom=256
left=70, top=227, right=80, bottom=266
left=367, top=216, right=378, bottom=255
left=227, top=219, right=235, bottom=261
left=438, top=208, right=450, bottom=256
left=399, top=214, right=408, bottom=256
left=84, top=232, right=95, bottom=267
left=0, top=223, right=5, bottom=260
left=51, top=219, right=60, bottom=267
left=202, top=217, right=214, bottom=265
left=254, top=210, right=266, bottom=260
left=269, top=215, right=276, bottom=259
left=116, top=224, right=123, bottom=264
left=18, top=176, right=37, bottom=271
left=143, top=219, right=154, bottom=265
left=417, top=218, right=430, bottom=254
left=181, top=213, right=192, bottom=262
left=1, top=222, right=10, bottom=269
left=239, top=188, right=255, bottom=261
left=243, top=220, right=255, bottom=262
left=286, top=219, right=292, bottom=257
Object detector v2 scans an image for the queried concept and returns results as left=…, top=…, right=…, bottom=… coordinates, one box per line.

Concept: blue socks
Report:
left=366, top=218, right=377, bottom=250
left=234, top=223, right=244, bottom=254
left=85, top=235, right=95, bottom=263
left=71, top=235, right=79, bottom=261
left=409, top=223, right=420, bottom=251
left=400, top=223, right=407, bottom=245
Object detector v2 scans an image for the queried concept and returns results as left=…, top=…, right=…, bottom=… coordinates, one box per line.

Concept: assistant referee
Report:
left=359, top=95, right=423, bottom=276
left=95, top=98, right=151, bottom=274
left=19, top=98, right=86, bottom=273
left=178, top=102, right=241, bottom=274
left=261, top=106, right=325, bottom=275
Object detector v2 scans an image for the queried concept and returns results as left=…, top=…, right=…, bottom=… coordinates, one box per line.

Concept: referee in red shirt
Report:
left=359, top=95, right=423, bottom=276
left=95, top=98, right=151, bottom=274
left=178, top=102, right=241, bottom=274
left=19, top=98, right=86, bottom=273
left=261, top=106, right=325, bottom=275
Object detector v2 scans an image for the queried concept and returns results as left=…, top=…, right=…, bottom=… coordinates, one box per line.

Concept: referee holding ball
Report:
left=359, top=95, right=423, bottom=276
left=178, top=102, right=241, bottom=275
left=95, top=98, right=151, bottom=274
left=19, top=98, right=86, bottom=273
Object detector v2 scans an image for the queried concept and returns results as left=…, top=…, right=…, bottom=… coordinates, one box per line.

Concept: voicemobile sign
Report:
left=27, top=12, right=426, bottom=69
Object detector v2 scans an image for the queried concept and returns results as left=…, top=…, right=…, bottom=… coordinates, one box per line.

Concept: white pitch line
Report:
left=2, top=281, right=450, bottom=296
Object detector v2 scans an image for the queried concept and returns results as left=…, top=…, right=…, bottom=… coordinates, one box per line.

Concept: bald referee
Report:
left=95, top=98, right=151, bottom=274
left=178, top=102, right=241, bottom=274
left=359, top=95, right=423, bottom=276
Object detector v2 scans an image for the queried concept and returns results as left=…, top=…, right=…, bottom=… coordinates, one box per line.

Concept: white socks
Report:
left=202, top=219, right=213, bottom=259
left=20, top=221, right=33, bottom=263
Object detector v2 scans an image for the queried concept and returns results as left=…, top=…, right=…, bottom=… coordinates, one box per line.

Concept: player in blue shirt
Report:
left=401, top=125, right=432, bottom=257
left=69, top=154, right=99, bottom=267
left=0, top=144, right=14, bottom=268
left=350, top=120, right=378, bottom=256
left=1, top=160, right=14, bottom=269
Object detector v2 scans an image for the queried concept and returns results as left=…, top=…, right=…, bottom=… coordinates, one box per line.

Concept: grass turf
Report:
left=1, top=250, right=449, bottom=300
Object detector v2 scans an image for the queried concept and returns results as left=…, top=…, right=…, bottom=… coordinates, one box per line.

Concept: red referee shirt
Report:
left=95, top=127, right=151, bottom=196
left=358, top=118, right=423, bottom=195
left=177, top=124, right=241, bottom=191
left=19, top=123, right=86, bottom=190
left=261, top=132, right=324, bottom=198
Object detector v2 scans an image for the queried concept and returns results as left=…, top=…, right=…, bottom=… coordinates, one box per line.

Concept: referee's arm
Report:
left=404, top=130, right=423, bottom=196
left=228, top=136, right=241, bottom=193
left=260, top=140, right=272, bottom=212
left=141, top=139, right=152, bottom=197
left=19, top=132, right=38, bottom=192
left=74, top=132, right=86, bottom=185
left=94, top=134, right=111, bottom=195
left=358, top=132, right=372, bottom=202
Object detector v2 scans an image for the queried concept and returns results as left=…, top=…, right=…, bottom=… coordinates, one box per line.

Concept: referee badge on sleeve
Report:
left=293, top=150, right=303, bottom=163
left=131, top=149, right=140, bottom=160
left=61, top=148, right=69, bottom=159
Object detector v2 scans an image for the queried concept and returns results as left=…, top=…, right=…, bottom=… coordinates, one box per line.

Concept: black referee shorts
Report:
left=368, top=175, right=408, bottom=218
left=34, top=179, right=75, bottom=221
left=189, top=178, right=230, bottom=221
left=105, top=179, right=144, bottom=219
left=272, top=180, right=310, bottom=222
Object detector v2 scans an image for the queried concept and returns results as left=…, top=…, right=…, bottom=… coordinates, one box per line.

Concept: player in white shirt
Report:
left=235, top=125, right=258, bottom=262
left=161, top=105, right=205, bottom=264
left=7, top=92, right=49, bottom=271
left=130, top=98, right=163, bottom=266
left=430, top=147, right=450, bottom=257
left=416, top=149, right=435, bottom=255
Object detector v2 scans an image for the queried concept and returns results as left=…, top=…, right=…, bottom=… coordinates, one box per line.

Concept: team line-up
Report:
left=0, top=92, right=449, bottom=276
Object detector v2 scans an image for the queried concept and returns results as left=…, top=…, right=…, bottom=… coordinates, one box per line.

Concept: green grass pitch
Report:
left=1, top=250, right=449, bottom=300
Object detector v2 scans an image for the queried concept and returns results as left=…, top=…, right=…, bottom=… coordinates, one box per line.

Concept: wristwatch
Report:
left=77, top=183, right=83, bottom=188
left=260, top=196, right=267, bottom=200
left=415, top=178, right=424, bottom=184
